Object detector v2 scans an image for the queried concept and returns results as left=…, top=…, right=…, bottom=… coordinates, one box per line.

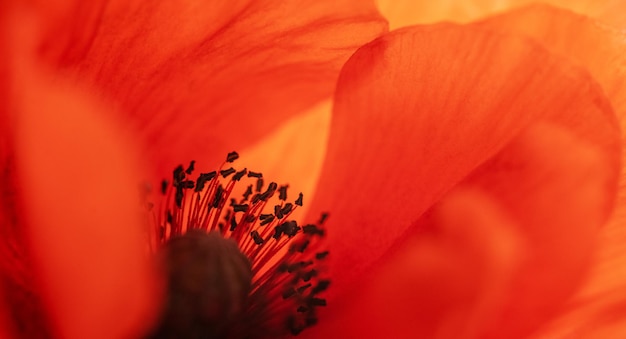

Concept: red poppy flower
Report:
left=0, top=1, right=385, bottom=338
left=2, top=1, right=625, bottom=339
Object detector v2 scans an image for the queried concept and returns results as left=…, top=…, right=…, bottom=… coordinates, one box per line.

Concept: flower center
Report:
left=149, top=230, right=252, bottom=338
left=144, top=152, right=330, bottom=338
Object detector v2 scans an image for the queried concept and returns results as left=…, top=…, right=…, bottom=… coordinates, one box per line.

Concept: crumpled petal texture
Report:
left=30, top=0, right=387, bottom=176
left=305, top=22, right=620, bottom=337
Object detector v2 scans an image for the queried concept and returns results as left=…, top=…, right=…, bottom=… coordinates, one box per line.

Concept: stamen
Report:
left=144, top=152, right=329, bottom=338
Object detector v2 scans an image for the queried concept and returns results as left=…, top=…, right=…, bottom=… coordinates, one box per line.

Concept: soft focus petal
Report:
left=8, top=13, right=159, bottom=339
left=376, top=0, right=626, bottom=29
left=535, top=286, right=626, bottom=337
left=532, top=194, right=626, bottom=337
left=2, top=8, right=62, bottom=337
left=473, top=5, right=626, bottom=334
left=27, top=0, right=387, bottom=175
left=462, top=123, right=617, bottom=337
left=304, top=188, right=526, bottom=339
left=307, top=23, right=619, bottom=297
left=0, top=295, right=13, bottom=339
left=307, top=121, right=617, bottom=338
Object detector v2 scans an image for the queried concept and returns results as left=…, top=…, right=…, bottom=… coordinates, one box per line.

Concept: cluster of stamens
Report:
left=145, top=152, right=329, bottom=337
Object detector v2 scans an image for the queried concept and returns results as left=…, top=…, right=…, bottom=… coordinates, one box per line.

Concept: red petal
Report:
left=2, top=8, right=60, bottom=337
left=461, top=122, right=617, bottom=337
left=476, top=5, right=626, bottom=127
left=303, top=188, right=525, bottom=339
left=30, top=0, right=387, bottom=175
left=475, top=5, right=626, bottom=334
left=9, top=15, right=160, bottom=339
left=0, top=300, right=13, bottom=339
left=537, top=286, right=626, bottom=336
left=307, top=122, right=617, bottom=338
left=306, top=23, right=620, bottom=298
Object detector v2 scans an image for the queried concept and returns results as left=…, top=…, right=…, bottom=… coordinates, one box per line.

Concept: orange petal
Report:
left=304, top=188, right=525, bottom=339
left=306, top=23, right=619, bottom=298
left=474, top=5, right=626, bottom=335
left=8, top=13, right=159, bottom=339
left=306, top=121, right=617, bottom=338
left=237, top=100, right=331, bottom=221
left=28, top=0, right=387, bottom=175
left=475, top=5, right=626, bottom=131
left=3, top=7, right=65, bottom=337
left=536, top=286, right=626, bottom=337
left=533, top=197, right=626, bottom=337
left=376, top=0, right=626, bottom=29
left=461, top=122, right=618, bottom=337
